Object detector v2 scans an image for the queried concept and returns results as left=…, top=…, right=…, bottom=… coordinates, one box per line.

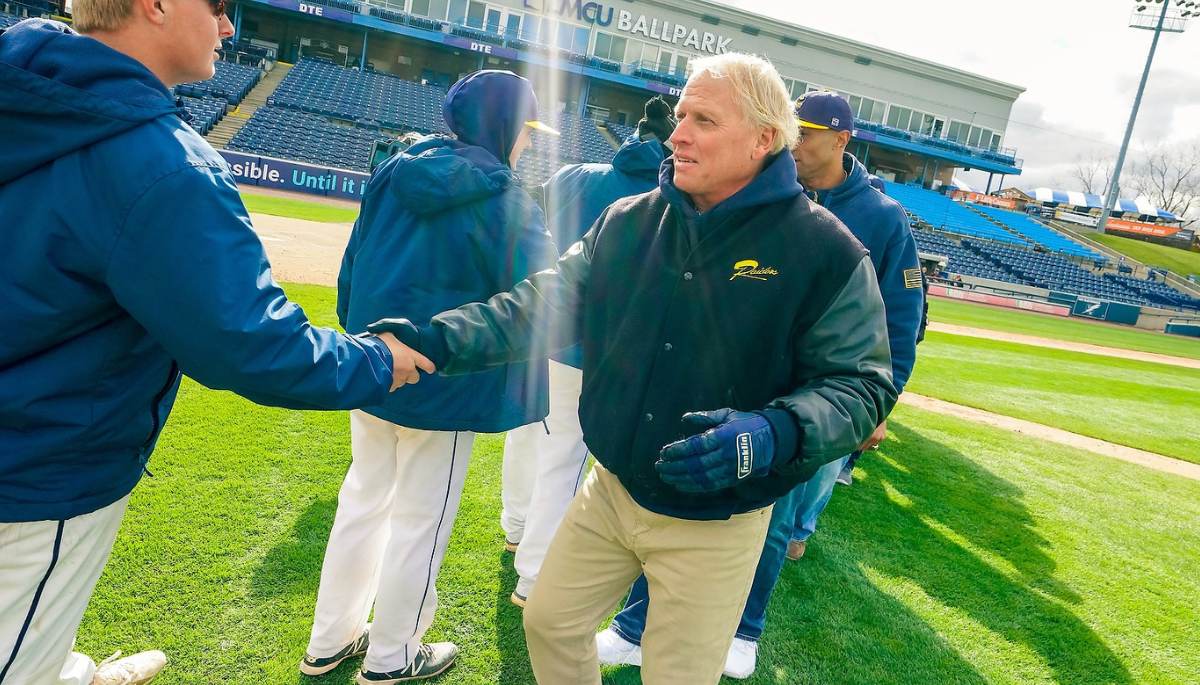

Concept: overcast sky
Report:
left=729, top=0, right=1200, bottom=192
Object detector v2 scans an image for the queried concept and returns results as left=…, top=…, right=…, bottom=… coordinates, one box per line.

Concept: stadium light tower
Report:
left=1096, top=0, right=1191, bottom=234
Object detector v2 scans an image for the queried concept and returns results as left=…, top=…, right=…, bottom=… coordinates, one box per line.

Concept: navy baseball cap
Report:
left=795, top=91, right=854, bottom=134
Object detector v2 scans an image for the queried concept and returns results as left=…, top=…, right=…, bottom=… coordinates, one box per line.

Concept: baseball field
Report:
left=73, top=197, right=1200, bottom=685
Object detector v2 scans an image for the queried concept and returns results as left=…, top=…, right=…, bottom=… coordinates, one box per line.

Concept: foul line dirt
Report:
left=901, top=393, right=1200, bottom=482
left=928, top=322, right=1200, bottom=369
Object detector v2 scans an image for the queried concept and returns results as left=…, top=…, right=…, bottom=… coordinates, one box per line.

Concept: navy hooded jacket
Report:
left=539, top=135, right=665, bottom=368
left=807, top=153, right=922, bottom=393
left=0, top=20, right=396, bottom=522
left=336, top=134, right=557, bottom=431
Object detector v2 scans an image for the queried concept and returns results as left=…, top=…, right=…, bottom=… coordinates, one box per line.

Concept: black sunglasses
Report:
left=206, top=0, right=227, bottom=17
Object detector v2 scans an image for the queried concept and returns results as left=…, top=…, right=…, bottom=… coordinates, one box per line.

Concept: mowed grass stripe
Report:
left=242, top=193, right=360, bottom=224
left=928, top=298, right=1200, bottom=361
left=907, top=330, right=1200, bottom=465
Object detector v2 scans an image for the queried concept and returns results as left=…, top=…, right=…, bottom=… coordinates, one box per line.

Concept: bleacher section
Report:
left=971, top=205, right=1103, bottom=260
left=176, top=60, right=262, bottom=106
left=267, top=59, right=449, bottom=134
left=227, top=106, right=391, bottom=172
left=914, top=226, right=1200, bottom=311
left=179, top=95, right=227, bottom=136
left=968, top=242, right=1147, bottom=306
left=1, top=12, right=22, bottom=28
left=885, top=183, right=1031, bottom=247
left=912, top=230, right=1012, bottom=282
left=1108, top=274, right=1200, bottom=311
left=606, top=122, right=637, bottom=143
left=228, top=58, right=623, bottom=186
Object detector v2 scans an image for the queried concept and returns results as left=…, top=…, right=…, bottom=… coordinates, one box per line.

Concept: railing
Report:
left=855, top=119, right=1022, bottom=168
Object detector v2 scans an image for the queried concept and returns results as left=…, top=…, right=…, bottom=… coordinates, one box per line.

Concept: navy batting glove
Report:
left=366, top=318, right=448, bottom=369
left=655, top=409, right=776, bottom=493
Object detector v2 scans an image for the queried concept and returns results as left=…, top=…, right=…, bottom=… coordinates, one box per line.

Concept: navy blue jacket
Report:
left=540, top=136, right=665, bottom=368
left=337, top=135, right=557, bottom=431
left=0, top=21, right=397, bottom=522
left=809, top=154, right=922, bottom=393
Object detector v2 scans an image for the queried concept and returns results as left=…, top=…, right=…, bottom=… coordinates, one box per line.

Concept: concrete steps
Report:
left=205, top=62, right=292, bottom=150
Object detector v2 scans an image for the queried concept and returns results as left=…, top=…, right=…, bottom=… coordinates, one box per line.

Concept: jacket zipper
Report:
left=139, top=360, right=180, bottom=474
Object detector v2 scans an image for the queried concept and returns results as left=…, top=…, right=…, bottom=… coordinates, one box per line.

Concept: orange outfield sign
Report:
left=952, top=191, right=1017, bottom=210
left=1105, top=218, right=1183, bottom=238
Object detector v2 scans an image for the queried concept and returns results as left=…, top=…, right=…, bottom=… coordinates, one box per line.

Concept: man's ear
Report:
left=752, top=126, right=778, bottom=161
left=835, top=130, right=851, bottom=152
left=135, top=0, right=168, bottom=26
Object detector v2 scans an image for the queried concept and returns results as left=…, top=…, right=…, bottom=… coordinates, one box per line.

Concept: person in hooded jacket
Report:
left=301, top=70, right=559, bottom=685
left=593, top=90, right=923, bottom=680
left=499, top=96, right=676, bottom=609
left=0, top=4, right=432, bottom=684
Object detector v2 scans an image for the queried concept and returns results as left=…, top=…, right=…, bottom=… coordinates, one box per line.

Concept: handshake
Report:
left=368, top=318, right=439, bottom=391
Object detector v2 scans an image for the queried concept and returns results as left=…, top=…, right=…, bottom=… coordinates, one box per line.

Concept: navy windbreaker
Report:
left=0, top=20, right=396, bottom=522
left=337, top=135, right=557, bottom=431
left=809, top=154, right=922, bottom=393
left=540, top=136, right=665, bottom=368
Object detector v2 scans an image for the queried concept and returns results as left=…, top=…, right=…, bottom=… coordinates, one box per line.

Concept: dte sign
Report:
left=470, top=42, right=493, bottom=53
left=298, top=2, right=324, bottom=16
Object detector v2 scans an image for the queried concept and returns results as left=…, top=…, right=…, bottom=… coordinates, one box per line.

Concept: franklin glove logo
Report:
left=736, top=433, right=754, bottom=479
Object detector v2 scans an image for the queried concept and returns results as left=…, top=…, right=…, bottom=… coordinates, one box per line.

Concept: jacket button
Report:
left=683, top=271, right=693, bottom=280
left=663, top=343, right=673, bottom=351
left=644, top=413, right=654, bottom=422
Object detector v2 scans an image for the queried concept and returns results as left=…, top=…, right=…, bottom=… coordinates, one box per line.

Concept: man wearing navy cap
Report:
left=302, top=70, right=560, bottom=684
left=595, top=90, right=923, bottom=679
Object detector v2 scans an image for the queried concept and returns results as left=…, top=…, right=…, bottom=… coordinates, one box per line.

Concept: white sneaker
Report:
left=90, top=650, right=167, bottom=685
left=595, top=627, right=642, bottom=667
left=723, top=638, right=758, bottom=679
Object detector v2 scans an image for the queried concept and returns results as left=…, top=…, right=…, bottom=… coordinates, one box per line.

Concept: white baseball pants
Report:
left=307, top=411, right=474, bottom=673
left=500, top=361, right=590, bottom=597
left=0, top=495, right=130, bottom=685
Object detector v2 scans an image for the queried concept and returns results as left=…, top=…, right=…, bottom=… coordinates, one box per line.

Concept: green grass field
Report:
left=907, top=331, right=1200, bottom=464
left=1091, top=233, right=1200, bottom=278
left=928, top=298, right=1200, bottom=360
left=242, top=193, right=360, bottom=224
left=75, top=284, right=1200, bottom=685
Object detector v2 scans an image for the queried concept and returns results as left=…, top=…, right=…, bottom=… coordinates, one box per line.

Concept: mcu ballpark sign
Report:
left=522, top=0, right=734, bottom=54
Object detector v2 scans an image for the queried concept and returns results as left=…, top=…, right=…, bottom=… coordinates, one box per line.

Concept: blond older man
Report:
left=0, top=1, right=431, bottom=683
left=368, top=52, right=896, bottom=685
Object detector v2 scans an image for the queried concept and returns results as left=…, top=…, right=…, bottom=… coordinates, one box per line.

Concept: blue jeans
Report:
left=609, top=455, right=850, bottom=644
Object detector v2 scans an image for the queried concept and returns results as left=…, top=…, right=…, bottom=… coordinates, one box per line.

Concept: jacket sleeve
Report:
left=875, top=208, right=923, bottom=394
left=762, top=256, right=898, bottom=486
left=427, top=218, right=597, bottom=375
left=105, top=165, right=394, bottom=411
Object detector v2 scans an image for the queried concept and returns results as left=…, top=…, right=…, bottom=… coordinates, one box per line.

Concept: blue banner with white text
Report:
left=219, top=150, right=370, bottom=201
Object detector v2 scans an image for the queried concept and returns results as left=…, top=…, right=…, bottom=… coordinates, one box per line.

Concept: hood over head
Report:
left=442, top=70, right=557, bottom=167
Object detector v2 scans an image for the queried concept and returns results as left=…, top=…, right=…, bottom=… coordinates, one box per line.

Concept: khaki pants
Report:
left=523, top=465, right=772, bottom=685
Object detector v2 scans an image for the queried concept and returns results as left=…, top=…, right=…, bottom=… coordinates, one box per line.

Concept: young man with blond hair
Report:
left=368, top=52, right=897, bottom=685
left=0, top=2, right=430, bottom=683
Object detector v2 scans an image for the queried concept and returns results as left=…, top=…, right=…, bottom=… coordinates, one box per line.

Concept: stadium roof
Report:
left=1025, top=187, right=1178, bottom=221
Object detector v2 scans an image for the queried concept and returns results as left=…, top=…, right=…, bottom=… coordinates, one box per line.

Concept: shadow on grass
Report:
left=606, top=421, right=1132, bottom=685
left=247, top=498, right=369, bottom=684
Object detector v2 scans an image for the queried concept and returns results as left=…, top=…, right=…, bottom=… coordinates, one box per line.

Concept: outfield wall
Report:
left=930, top=285, right=1071, bottom=317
